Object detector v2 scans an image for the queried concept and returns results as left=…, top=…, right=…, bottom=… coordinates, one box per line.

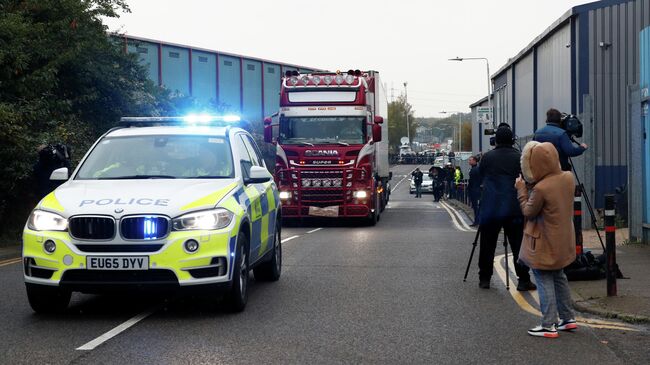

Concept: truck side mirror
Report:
left=372, top=124, right=382, bottom=142
left=374, top=116, right=384, bottom=124
left=264, top=125, right=273, bottom=143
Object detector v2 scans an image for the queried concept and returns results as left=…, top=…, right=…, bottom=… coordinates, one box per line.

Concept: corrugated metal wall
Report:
left=587, top=0, right=650, bottom=205
left=123, top=37, right=316, bottom=123
left=537, top=23, right=572, bottom=122
left=514, top=53, right=535, bottom=137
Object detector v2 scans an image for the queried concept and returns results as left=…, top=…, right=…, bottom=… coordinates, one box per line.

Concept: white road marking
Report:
left=390, top=165, right=422, bottom=193
left=438, top=201, right=468, bottom=232
left=76, top=307, right=157, bottom=350
left=281, top=235, right=300, bottom=243
left=0, top=257, right=21, bottom=267
left=306, top=228, right=323, bottom=234
left=440, top=200, right=475, bottom=231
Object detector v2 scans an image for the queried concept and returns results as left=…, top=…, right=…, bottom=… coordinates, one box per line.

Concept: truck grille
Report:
left=300, top=170, right=344, bottom=188
left=69, top=216, right=115, bottom=240
left=120, top=216, right=169, bottom=240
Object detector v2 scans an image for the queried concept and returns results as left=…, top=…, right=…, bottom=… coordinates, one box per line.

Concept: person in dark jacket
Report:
left=533, top=108, right=588, bottom=171
left=411, top=168, right=423, bottom=198
left=477, top=124, right=535, bottom=291
left=467, top=155, right=481, bottom=226
left=429, top=166, right=445, bottom=202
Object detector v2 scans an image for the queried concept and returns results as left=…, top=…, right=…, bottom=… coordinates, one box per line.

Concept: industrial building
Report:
left=119, top=35, right=320, bottom=123
left=470, top=0, right=650, bottom=242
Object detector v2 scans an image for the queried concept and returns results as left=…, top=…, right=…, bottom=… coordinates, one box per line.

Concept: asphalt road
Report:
left=0, top=164, right=647, bottom=364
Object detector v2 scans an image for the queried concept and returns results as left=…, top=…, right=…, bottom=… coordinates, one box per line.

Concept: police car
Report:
left=23, top=116, right=281, bottom=313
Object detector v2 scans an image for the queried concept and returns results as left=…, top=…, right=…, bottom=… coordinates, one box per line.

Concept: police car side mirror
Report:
left=246, top=166, right=272, bottom=184
left=50, top=167, right=69, bottom=181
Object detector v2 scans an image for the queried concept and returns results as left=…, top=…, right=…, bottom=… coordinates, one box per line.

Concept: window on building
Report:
left=198, top=56, right=208, bottom=63
left=169, top=51, right=180, bottom=59
left=224, top=60, right=233, bottom=66
left=136, top=47, right=148, bottom=54
left=267, top=67, right=275, bottom=74
left=247, top=64, right=255, bottom=71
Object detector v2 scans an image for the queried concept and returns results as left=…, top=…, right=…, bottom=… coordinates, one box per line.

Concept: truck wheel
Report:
left=253, top=222, right=282, bottom=282
left=25, top=283, right=71, bottom=314
left=225, top=232, right=249, bottom=312
left=366, top=195, right=380, bottom=226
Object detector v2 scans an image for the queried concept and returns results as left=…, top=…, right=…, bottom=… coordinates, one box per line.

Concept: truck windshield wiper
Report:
left=102, top=175, right=177, bottom=179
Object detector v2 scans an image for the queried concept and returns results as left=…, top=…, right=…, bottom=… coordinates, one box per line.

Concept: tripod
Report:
left=568, top=143, right=606, bottom=252
left=463, top=227, right=511, bottom=290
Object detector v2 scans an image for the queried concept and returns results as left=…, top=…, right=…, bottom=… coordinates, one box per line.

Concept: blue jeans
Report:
left=415, top=184, right=422, bottom=197
left=532, top=269, right=574, bottom=327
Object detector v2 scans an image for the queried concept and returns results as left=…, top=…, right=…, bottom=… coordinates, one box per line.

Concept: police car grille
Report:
left=69, top=216, right=115, bottom=240
left=75, top=244, right=164, bottom=253
left=121, top=216, right=169, bottom=240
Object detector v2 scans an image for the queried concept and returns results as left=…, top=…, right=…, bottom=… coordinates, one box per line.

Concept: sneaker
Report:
left=516, top=280, right=537, bottom=291
left=557, top=319, right=578, bottom=331
left=528, top=325, right=559, bottom=338
left=479, top=280, right=490, bottom=289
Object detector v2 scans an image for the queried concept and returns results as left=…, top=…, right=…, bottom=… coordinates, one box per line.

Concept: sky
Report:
left=103, top=0, right=590, bottom=118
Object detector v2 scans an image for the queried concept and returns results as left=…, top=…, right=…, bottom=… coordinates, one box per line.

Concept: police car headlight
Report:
left=27, top=210, right=68, bottom=231
left=172, top=209, right=234, bottom=231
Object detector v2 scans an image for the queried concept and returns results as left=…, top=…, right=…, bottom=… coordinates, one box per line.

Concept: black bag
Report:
left=564, top=251, right=605, bottom=281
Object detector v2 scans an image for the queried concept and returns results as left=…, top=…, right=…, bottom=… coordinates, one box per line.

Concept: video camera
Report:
left=39, top=143, right=71, bottom=165
left=560, top=113, right=583, bottom=138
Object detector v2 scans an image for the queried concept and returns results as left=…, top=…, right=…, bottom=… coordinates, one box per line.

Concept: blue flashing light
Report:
left=223, top=115, right=241, bottom=123
left=182, top=114, right=241, bottom=125
left=142, top=216, right=158, bottom=240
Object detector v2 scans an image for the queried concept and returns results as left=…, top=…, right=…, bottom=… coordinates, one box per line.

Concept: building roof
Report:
left=115, top=33, right=325, bottom=72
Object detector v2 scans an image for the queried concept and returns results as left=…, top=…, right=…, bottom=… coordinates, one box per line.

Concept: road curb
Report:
left=571, top=289, right=650, bottom=324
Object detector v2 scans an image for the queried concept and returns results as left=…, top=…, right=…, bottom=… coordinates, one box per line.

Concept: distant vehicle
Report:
left=410, top=174, right=433, bottom=194
left=434, top=157, right=445, bottom=167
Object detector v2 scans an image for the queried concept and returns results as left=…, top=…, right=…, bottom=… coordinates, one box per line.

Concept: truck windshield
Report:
left=279, top=116, right=366, bottom=145
left=76, top=135, right=234, bottom=180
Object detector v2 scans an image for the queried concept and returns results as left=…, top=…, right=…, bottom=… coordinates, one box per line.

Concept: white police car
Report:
left=23, top=116, right=281, bottom=313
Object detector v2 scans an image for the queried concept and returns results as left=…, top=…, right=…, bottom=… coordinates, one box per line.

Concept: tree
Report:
left=0, top=0, right=166, bottom=236
left=387, top=95, right=416, bottom=152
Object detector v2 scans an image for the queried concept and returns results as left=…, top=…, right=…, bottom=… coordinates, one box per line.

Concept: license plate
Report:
left=87, top=256, right=149, bottom=270
left=308, top=206, right=339, bottom=217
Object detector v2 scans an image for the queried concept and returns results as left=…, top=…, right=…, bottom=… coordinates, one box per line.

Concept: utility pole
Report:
left=404, top=82, right=410, bottom=145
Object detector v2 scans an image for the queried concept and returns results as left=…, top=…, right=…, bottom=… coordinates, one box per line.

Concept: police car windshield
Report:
left=76, top=135, right=234, bottom=180
left=279, top=116, right=365, bottom=145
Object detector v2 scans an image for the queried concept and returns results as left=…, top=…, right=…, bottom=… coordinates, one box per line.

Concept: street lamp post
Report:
left=440, top=111, right=463, bottom=152
left=448, top=57, right=492, bottom=129
left=404, top=82, right=410, bottom=145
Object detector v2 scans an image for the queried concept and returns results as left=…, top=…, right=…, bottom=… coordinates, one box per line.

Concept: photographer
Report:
left=477, top=124, right=535, bottom=291
left=34, top=144, right=71, bottom=199
left=534, top=108, right=587, bottom=171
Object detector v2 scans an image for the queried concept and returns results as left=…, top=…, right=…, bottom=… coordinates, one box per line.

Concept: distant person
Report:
left=516, top=141, right=577, bottom=338
left=411, top=167, right=423, bottom=198
left=429, top=166, right=445, bottom=202
left=533, top=108, right=588, bottom=171
left=448, top=150, right=456, bottom=166
left=467, top=155, right=481, bottom=226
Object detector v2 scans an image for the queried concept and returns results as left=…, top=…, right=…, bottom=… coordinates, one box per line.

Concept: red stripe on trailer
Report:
left=574, top=210, right=582, bottom=216
left=605, top=226, right=616, bottom=233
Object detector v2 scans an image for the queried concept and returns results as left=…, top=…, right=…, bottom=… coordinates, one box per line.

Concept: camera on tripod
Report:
left=560, top=113, right=583, bottom=138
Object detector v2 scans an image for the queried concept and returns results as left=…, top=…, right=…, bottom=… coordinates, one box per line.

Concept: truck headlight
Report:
left=278, top=191, right=291, bottom=200
left=172, top=208, right=234, bottom=231
left=353, top=191, right=368, bottom=199
left=27, top=210, right=68, bottom=231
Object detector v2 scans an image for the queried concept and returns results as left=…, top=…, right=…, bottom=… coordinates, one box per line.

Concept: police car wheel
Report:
left=25, top=283, right=71, bottom=314
left=226, top=232, right=249, bottom=312
left=253, top=222, right=282, bottom=282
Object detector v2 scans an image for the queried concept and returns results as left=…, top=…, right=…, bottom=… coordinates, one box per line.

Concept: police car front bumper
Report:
left=22, top=228, right=239, bottom=293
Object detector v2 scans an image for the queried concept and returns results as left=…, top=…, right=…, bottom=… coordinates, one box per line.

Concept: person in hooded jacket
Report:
left=477, top=124, right=535, bottom=291
left=516, top=141, right=577, bottom=338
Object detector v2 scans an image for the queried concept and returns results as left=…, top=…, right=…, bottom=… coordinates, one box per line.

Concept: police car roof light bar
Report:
left=119, top=115, right=241, bottom=127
